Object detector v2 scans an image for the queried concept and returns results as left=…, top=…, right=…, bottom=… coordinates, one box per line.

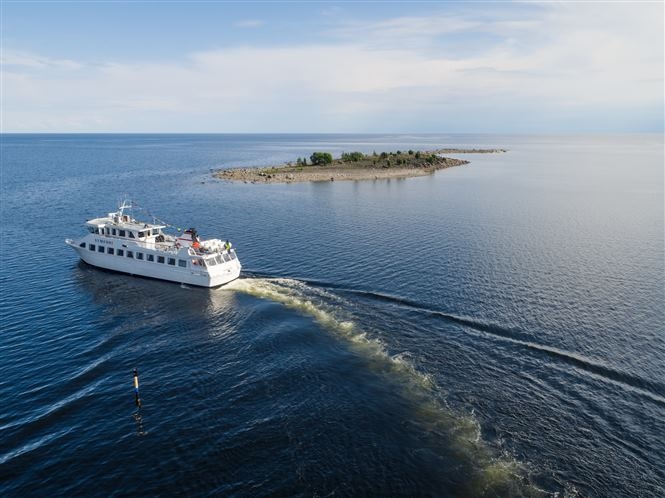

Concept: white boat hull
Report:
left=66, top=238, right=241, bottom=288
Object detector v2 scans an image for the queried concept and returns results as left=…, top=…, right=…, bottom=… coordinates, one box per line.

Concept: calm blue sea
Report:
left=0, top=134, right=663, bottom=497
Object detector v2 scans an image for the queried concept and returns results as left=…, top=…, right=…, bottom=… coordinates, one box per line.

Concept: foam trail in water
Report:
left=226, top=278, right=434, bottom=389
left=222, top=277, right=545, bottom=496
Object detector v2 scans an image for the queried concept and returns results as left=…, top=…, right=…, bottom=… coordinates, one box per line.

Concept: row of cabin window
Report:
left=90, top=227, right=159, bottom=238
left=82, top=241, right=235, bottom=265
left=84, top=242, right=187, bottom=267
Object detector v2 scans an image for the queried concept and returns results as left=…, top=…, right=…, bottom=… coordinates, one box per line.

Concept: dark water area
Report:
left=0, top=133, right=663, bottom=497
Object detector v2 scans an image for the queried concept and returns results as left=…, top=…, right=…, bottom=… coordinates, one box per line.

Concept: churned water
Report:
left=0, top=134, right=663, bottom=496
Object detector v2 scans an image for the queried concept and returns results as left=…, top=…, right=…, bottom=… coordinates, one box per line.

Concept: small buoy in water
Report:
left=133, top=368, right=141, bottom=408
left=132, top=368, right=147, bottom=436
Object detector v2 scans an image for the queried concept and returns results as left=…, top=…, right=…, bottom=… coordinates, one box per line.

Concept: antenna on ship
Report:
left=119, top=198, right=132, bottom=213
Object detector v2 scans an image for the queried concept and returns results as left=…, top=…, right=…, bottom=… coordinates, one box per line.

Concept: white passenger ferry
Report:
left=66, top=201, right=241, bottom=287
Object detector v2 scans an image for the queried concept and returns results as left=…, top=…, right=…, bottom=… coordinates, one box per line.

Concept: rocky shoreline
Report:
left=430, top=148, right=507, bottom=154
left=214, top=148, right=505, bottom=184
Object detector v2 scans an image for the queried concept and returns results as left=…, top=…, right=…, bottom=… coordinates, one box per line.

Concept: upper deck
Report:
left=83, top=205, right=234, bottom=258
left=87, top=213, right=165, bottom=230
left=85, top=203, right=168, bottom=242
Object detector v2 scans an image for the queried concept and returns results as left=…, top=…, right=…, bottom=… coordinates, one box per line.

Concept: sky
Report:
left=1, top=1, right=663, bottom=133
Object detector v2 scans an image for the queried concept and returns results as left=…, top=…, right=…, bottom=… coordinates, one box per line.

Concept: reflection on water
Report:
left=75, top=261, right=240, bottom=320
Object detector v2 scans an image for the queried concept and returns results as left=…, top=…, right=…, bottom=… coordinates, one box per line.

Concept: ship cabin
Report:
left=84, top=213, right=167, bottom=246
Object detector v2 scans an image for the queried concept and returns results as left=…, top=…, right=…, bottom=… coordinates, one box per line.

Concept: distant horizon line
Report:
left=2, top=131, right=663, bottom=136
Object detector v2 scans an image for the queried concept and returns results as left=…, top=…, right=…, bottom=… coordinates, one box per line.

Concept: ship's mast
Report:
left=118, top=199, right=132, bottom=217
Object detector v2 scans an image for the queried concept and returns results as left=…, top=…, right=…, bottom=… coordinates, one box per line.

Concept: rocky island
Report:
left=214, top=148, right=506, bottom=184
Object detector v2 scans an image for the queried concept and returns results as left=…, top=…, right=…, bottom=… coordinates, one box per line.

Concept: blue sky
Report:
left=2, top=1, right=663, bottom=133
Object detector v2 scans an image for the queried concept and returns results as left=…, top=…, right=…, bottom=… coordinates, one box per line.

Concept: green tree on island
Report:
left=341, top=151, right=365, bottom=162
left=310, top=152, right=333, bottom=165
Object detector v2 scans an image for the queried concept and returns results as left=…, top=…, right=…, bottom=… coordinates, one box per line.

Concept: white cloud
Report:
left=330, top=15, right=481, bottom=44
left=1, top=50, right=82, bottom=70
left=2, top=3, right=662, bottom=132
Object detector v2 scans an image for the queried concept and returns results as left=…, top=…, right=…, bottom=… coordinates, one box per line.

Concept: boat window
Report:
left=79, top=242, right=86, bottom=248
left=112, top=228, right=117, bottom=236
left=168, top=258, right=176, bottom=266
left=88, top=227, right=95, bottom=234
left=157, top=256, right=165, bottom=264
left=89, top=244, right=96, bottom=251
left=138, top=231, right=145, bottom=238
left=137, top=253, right=144, bottom=260
left=127, top=251, right=134, bottom=258
left=105, top=228, right=110, bottom=235
left=147, top=254, right=154, bottom=262
left=129, top=232, right=135, bottom=239
left=98, top=245, right=105, bottom=253
left=222, top=253, right=230, bottom=262
left=229, top=252, right=236, bottom=260
left=117, top=249, right=124, bottom=256
left=215, top=255, right=223, bottom=264
left=119, top=230, right=126, bottom=237
left=152, top=229, right=159, bottom=236
left=108, top=248, right=114, bottom=255
left=206, top=258, right=217, bottom=266
left=178, top=259, right=187, bottom=267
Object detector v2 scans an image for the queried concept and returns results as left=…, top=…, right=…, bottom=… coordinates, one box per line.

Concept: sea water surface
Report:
left=0, top=134, right=663, bottom=497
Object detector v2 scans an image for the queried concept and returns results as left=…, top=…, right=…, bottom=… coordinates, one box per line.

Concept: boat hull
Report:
left=66, top=239, right=241, bottom=288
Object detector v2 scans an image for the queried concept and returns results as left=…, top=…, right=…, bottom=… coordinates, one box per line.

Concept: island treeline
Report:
left=294, top=150, right=449, bottom=169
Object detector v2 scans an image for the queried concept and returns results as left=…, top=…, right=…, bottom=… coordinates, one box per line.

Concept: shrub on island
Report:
left=310, top=152, right=333, bottom=165
left=341, top=151, right=365, bottom=162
